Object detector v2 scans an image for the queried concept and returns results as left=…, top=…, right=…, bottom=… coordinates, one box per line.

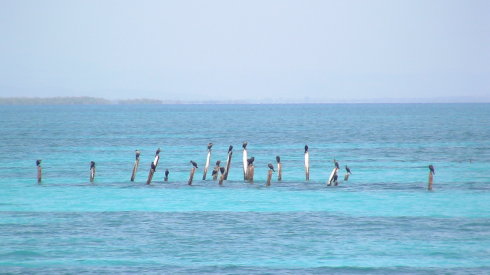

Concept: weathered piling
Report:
left=130, top=150, right=141, bottom=182
left=224, top=145, right=233, bottom=180
left=202, top=143, right=213, bottom=180
left=90, top=161, right=96, bottom=183
left=147, top=148, right=160, bottom=185
left=266, top=163, right=274, bottom=186
left=189, top=161, right=198, bottom=185
left=212, top=160, right=221, bottom=180
left=276, top=156, right=282, bottom=181
left=242, top=142, right=248, bottom=180
left=219, top=167, right=226, bottom=185
left=344, top=165, right=351, bottom=181
left=428, top=164, right=435, bottom=191
left=164, top=169, right=169, bottom=182
left=246, top=157, right=255, bottom=182
left=304, top=145, right=310, bottom=181
left=36, top=160, right=42, bottom=184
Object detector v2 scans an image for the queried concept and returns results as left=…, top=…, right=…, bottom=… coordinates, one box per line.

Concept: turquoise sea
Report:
left=0, top=104, right=489, bottom=274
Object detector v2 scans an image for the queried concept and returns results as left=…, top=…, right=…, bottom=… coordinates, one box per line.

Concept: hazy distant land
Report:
left=0, top=96, right=489, bottom=105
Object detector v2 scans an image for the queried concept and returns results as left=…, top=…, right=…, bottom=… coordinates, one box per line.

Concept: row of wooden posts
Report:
left=35, top=143, right=435, bottom=190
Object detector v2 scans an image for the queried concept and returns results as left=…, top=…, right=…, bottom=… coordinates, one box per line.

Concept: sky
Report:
left=0, top=0, right=489, bottom=102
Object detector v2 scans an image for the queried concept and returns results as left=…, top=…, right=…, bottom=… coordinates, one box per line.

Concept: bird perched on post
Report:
left=207, top=143, right=213, bottom=150
left=155, top=148, right=161, bottom=156
left=276, top=156, right=281, bottom=163
left=215, top=160, right=221, bottom=166
left=334, top=160, right=339, bottom=169
left=36, top=160, right=41, bottom=166
left=165, top=169, right=169, bottom=178
left=220, top=167, right=225, bottom=174
left=247, top=157, right=255, bottom=165
left=228, top=145, right=233, bottom=153
left=345, top=165, right=352, bottom=174
left=268, top=163, right=275, bottom=172
left=304, top=145, right=309, bottom=153
left=429, top=165, right=435, bottom=175
left=242, top=141, right=248, bottom=149
left=190, top=161, right=198, bottom=168
left=90, top=161, right=95, bottom=169
left=135, top=150, right=141, bottom=160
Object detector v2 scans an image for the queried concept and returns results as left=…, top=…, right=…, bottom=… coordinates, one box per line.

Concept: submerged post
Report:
left=276, top=156, right=282, bottom=181
left=147, top=148, right=161, bottom=185
left=242, top=141, right=248, bottom=180
left=130, top=149, right=141, bottom=182
left=219, top=167, right=226, bottom=185
left=164, top=169, right=169, bottom=182
left=266, top=163, right=274, bottom=186
left=202, top=143, right=213, bottom=180
left=304, top=145, right=310, bottom=181
left=36, top=160, right=42, bottom=184
left=212, top=160, right=221, bottom=181
left=428, top=164, right=435, bottom=191
left=224, top=145, right=233, bottom=180
left=189, top=161, right=198, bottom=185
left=90, top=161, right=96, bottom=183
left=344, top=165, right=351, bottom=181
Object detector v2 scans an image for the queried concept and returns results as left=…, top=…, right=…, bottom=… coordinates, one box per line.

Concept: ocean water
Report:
left=0, top=104, right=489, bottom=274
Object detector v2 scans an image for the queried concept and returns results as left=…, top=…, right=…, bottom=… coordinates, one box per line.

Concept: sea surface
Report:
left=0, top=104, right=489, bottom=274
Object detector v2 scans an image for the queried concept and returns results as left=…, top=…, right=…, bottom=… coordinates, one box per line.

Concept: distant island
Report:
left=0, top=97, right=163, bottom=105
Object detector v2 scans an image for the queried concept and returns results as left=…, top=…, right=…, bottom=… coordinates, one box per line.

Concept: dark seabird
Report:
left=36, top=160, right=41, bottom=166
left=276, top=156, right=281, bottom=163
left=242, top=141, right=248, bottom=149
left=207, top=143, right=213, bottom=150
left=135, top=150, right=140, bottom=160
left=228, top=145, right=233, bottom=153
left=212, top=169, right=218, bottom=176
left=247, top=157, right=255, bottom=165
left=345, top=165, right=352, bottom=174
left=215, top=160, right=221, bottom=166
left=429, top=165, right=435, bottom=175
left=335, top=161, right=339, bottom=169
left=220, top=167, right=226, bottom=174
left=190, top=161, right=198, bottom=168
left=305, top=145, right=309, bottom=153
left=90, top=161, right=95, bottom=169
left=155, top=148, right=161, bottom=156
left=268, top=163, right=275, bottom=171
left=165, top=169, right=169, bottom=177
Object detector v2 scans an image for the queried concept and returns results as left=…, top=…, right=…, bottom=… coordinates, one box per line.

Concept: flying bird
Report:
left=207, top=143, right=213, bottom=150
left=228, top=145, right=233, bottom=153
left=36, top=160, right=41, bottom=166
left=429, top=165, right=435, bottom=175
left=242, top=141, right=248, bottom=149
left=345, top=165, right=351, bottom=174
left=268, top=163, right=275, bottom=171
left=305, top=145, right=309, bottom=153
left=190, top=161, right=198, bottom=168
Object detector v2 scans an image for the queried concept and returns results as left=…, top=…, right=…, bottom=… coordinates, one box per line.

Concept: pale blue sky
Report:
left=0, top=0, right=489, bottom=102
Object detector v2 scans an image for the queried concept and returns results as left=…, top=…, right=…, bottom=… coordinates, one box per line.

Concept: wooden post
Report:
left=212, top=160, right=221, bottom=181
left=304, top=145, right=310, bottom=181
left=147, top=148, right=160, bottom=185
left=202, top=143, right=213, bottom=180
left=224, top=145, right=233, bottom=180
left=266, top=164, right=274, bottom=186
left=242, top=142, right=248, bottom=180
left=90, top=161, right=96, bottom=183
left=164, top=169, right=169, bottom=182
left=276, top=156, right=282, bottom=181
left=219, top=167, right=226, bottom=185
left=246, top=157, right=255, bottom=182
left=188, top=167, right=196, bottom=185
left=428, top=165, right=435, bottom=191
left=130, top=150, right=140, bottom=182
left=36, top=160, right=42, bottom=184
left=328, top=160, right=340, bottom=186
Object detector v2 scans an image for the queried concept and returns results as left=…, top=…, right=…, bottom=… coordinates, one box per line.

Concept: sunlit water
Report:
left=1, top=104, right=489, bottom=274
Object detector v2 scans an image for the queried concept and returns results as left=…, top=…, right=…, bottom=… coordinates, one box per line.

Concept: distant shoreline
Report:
left=0, top=96, right=489, bottom=105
